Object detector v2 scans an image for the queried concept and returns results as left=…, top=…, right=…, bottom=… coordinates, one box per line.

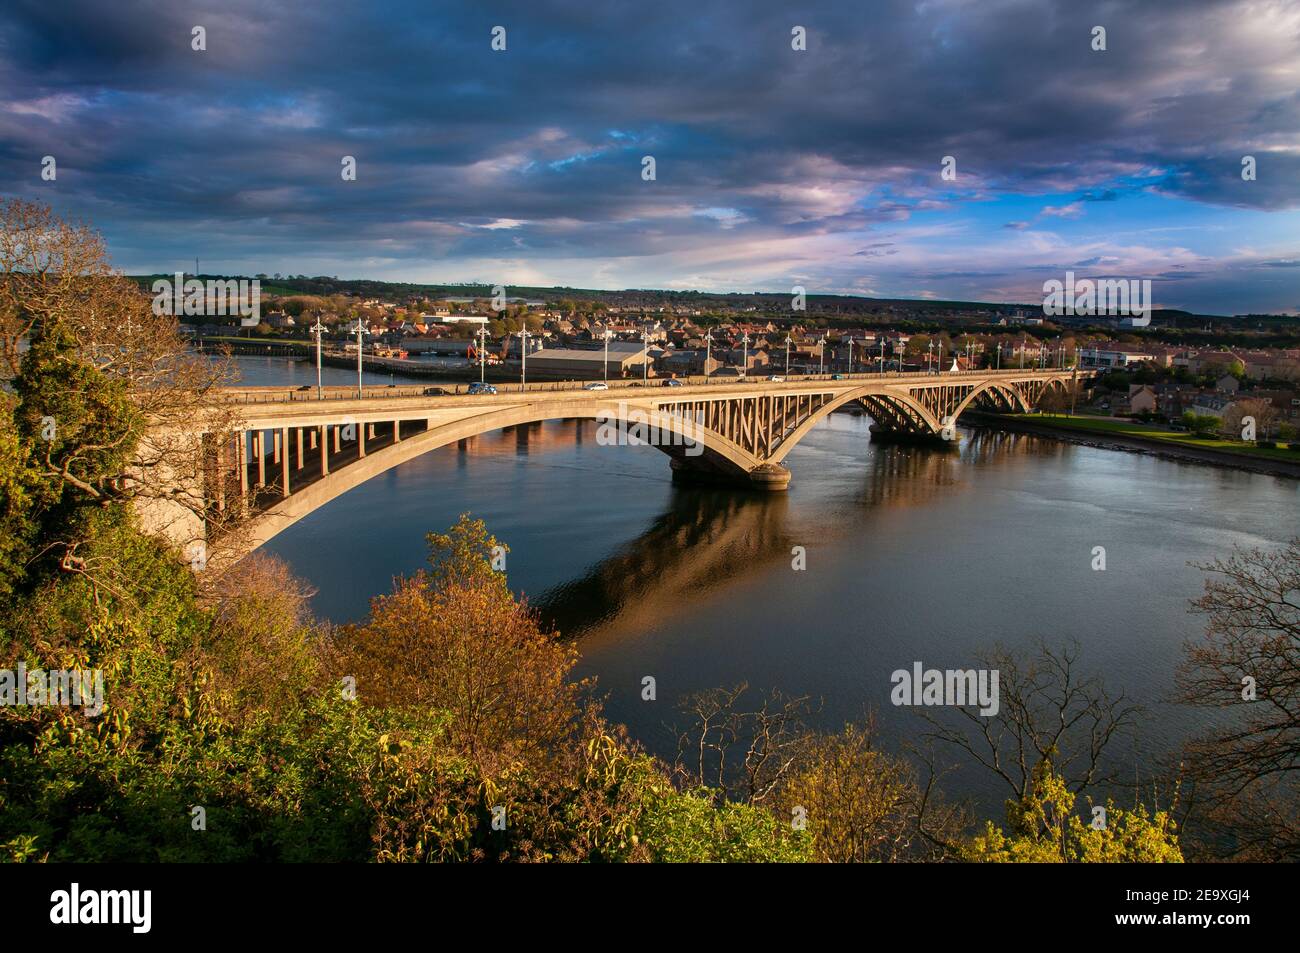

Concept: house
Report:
left=660, top=350, right=719, bottom=377
left=1189, top=394, right=1236, bottom=420
left=1125, top=385, right=1158, bottom=415
left=1215, top=374, right=1241, bottom=395
left=1244, top=354, right=1300, bottom=382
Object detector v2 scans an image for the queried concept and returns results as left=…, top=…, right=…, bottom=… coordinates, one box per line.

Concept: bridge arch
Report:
left=766, top=386, right=942, bottom=463
left=948, top=380, right=1032, bottom=420
left=238, top=400, right=760, bottom=551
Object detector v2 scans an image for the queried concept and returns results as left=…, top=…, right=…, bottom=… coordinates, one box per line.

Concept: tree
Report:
left=1177, top=539, right=1300, bottom=860
left=922, top=641, right=1142, bottom=804
left=964, top=758, right=1182, bottom=862
left=771, top=718, right=965, bottom=862
left=0, top=199, right=239, bottom=591
left=1226, top=398, right=1279, bottom=440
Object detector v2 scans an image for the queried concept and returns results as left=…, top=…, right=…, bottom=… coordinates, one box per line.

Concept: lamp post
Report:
left=602, top=327, right=612, bottom=384
left=927, top=340, right=934, bottom=375
left=309, top=316, right=326, bottom=400
left=741, top=333, right=750, bottom=379
left=848, top=337, right=854, bottom=374
left=476, top=325, right=488, bottom=383
left=704, top=330, right=713, bottom=384
left=784, top=334, right=791, bottom=377
left=1020, top=336, right=1026, bottom=370
left=818, top=335, right=826, bottom=375
left=517, top=328, right=530, bottom=390
left=879, top=339, right=885, bottom=374
left=352, top=320, right=368, bottom=398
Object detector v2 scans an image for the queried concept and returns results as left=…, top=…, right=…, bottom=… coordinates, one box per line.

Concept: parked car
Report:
left=832, top=373, right=847, bottom=380
left=467, top=382, right=498, bottom=395
left=662, top=378, right=685, bottom=387
left=584, top=381, right=609, bottom=390
left=767, top=375, right=785, bottom=382
left=422, top=386, right=448, bottom=396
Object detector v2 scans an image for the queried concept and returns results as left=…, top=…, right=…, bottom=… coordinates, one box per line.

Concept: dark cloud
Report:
left=0, top=0, right=1296, bottom=311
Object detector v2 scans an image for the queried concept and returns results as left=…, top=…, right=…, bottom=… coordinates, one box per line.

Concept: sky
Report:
left=2, top=0, right=1299, bottom=314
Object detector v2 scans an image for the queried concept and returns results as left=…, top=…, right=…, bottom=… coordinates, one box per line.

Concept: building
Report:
left=437, top=314, right=491, bottom=326
left=524, top=347, right=649, bottom=380
left=1189, top=393, right=1237, bottom=420
left=1125, top=385, right=1158, bottom=415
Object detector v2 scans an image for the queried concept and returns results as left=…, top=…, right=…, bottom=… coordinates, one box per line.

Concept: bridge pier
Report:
left=868, top=423, right=961, bottom=448
left=669, top=457, right=791, bottom=491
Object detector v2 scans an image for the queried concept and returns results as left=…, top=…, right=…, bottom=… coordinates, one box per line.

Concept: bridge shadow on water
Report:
left=530, top=424, right=1057, bottom=640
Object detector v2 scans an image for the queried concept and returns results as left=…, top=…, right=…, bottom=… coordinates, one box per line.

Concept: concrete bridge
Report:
left=155, top=368, right=1085, bottom=557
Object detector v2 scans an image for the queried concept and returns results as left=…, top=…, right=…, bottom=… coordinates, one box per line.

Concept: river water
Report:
left=230, top=356, right=1299, bottom=814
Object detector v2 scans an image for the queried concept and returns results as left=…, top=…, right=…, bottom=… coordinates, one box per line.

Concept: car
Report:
left=422, top=386, right=448, bottom=396
left=467, top=382, right=498, bottom=395
left=767, top=375, right=785, bottom=383
left=832, top=373, right=847, bottom=380
left=662, top=378, right=685, bottom=387
left=584, top=382, right=609, bottom=390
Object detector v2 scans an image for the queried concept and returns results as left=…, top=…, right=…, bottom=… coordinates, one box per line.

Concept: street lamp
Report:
left=784, top=334, right=791, bottom=377
left=476, top=325, right=488, bottom=383
left=848, top=336, right=854, bottom=374
left=927, top=340, right=934, bottom=375
left=704, top=330, right=713, bottom=384
left=352, top=319, right=369, bottom=398
left=602, top=326, right=613, bottom=384
left=818, top=335, right=827, bottom=375
left=879, top=339, right=885, bottom=374
left=741, top=333, right=750, bottom=379
left=309, top=315, right=326, bottom=399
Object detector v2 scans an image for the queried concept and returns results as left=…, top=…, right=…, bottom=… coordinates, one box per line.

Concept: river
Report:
left=229, top=355, right=1299, bottom=815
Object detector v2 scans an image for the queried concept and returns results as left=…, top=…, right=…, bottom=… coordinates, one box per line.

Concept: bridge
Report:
left=142, top=368, right=1086, bottom=559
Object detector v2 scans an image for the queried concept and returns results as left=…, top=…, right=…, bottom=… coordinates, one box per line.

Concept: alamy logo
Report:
left=50, top=883, right=151, bottom=933
left=596, top=402, right=704, bottom=457
left=151, top=272, right=261, bottom=326
left=890, top=662, right=1000, bottom=716
left=1, top=664, right=103, bottom=716
left=1042, top=271, right=1151, bottom=320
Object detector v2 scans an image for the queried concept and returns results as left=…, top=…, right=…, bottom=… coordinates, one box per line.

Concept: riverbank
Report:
left=962, top=410, right=1300, bottom=479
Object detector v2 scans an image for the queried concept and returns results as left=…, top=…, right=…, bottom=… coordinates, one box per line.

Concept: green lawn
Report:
left=1011, top=413, right=1300, bottom=462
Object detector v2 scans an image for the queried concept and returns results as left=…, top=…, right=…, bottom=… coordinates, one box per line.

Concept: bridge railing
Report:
left=215, top=366, right=1087, bottom=404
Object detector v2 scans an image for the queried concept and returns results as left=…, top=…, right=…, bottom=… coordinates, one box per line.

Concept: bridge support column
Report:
left=255, top=431, right=265, bottom=487
left=238, top=431, right=248, bottom=498
left=281, top=427, right=290, bottom=497
left=296, top=428, right=304, bottom=470
left=319, top=425, right=329, bottom=475
left=393, top=420, right=402, bottom=443
left=273, top=430, right=281, bottom=465
left=333, top=426, right=341, bottom=453
left=358, top=423, right=366, bottom=458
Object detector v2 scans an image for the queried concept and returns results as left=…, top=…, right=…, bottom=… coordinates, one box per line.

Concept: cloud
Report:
left=0, top=0, right=1295, bottom=312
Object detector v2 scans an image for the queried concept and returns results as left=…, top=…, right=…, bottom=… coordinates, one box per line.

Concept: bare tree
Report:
left=1177, top=538, right=1300, bottom=860
left=921, top=640, right=1143, bottom=802
left=673, top=683, right=814, bottom=804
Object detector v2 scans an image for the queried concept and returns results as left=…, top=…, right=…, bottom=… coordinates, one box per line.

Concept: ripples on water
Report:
left=237, top=358, right=1299, bottom=815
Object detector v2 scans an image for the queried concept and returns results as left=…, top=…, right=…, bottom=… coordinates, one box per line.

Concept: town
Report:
left=176, top=279, right=1300, bottom=448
